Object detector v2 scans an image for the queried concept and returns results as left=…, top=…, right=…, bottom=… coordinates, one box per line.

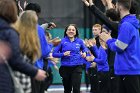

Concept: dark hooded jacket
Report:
left=0, top=17, right=38, bottom=93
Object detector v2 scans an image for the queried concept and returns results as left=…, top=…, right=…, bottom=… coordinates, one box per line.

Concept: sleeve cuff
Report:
left=106, top=38, right=116, bottom=46
left=30, top=67, right=38, bottom=78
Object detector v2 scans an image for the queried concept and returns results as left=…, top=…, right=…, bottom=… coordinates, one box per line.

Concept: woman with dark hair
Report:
left=53, top=24, right=88, bottom=93
left=0, top=0, right=46, bottom=93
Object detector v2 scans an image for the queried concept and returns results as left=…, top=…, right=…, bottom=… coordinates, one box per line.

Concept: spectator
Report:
left=0, top=0, right=46, bottom=93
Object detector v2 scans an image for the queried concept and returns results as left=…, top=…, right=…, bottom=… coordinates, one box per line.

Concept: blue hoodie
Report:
left=34, top=25, right=51, bottom=69
left=106, top=14, right=140, bottom=75
left=53, top=37, right=88, bottom=66
left=91, top=46, right=109, bottom=72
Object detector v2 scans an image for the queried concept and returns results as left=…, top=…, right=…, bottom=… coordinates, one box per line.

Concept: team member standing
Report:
left=86, top=29, right=110, bottom=93
left=88, top=24, right=102, bottom=93
left=100, top=0, right=140, bottom=93
left=53, top=24, right=88, bottom=93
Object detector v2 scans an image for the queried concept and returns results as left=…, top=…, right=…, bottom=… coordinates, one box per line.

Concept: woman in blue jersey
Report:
left=86, top=29, right=110, bottom=93
left=53, top=24, right=88, bottom=93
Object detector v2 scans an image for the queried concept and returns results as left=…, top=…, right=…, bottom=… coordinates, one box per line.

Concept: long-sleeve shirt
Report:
left=0, top=17, right=38, bottom=93
left=34, top=25, right=51, bottom=69
left=88, top=5, right=118, bottom=69
left=53, top=37, right=88, bottom=66
left=91, top=46, right=109, bottom=72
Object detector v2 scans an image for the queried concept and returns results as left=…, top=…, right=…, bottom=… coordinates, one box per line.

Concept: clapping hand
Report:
left=81, top=52, right=86, bottom=58
left=82, top=0, right=94, bottom=6
left=86, top=55, right=95, bottom=62
left=99, top=32, right=112, bottom=43
left=90, top=62, right=96, bottom=68
left=88, top=38, right=96, bottom=47
left=84, top=39, right=90, bottom=47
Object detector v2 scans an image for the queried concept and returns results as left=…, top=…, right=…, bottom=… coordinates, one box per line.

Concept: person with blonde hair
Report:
left=14, top=10, right=41, bottom=62
left=24, top=3, right=55, bottom=93
left=13, top=10, right=41, bottom=93
left=92, top=24, right=102, bottom=38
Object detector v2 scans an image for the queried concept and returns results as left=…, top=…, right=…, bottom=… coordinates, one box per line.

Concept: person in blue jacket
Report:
left=43, top=31, right=60, bottom=92
left=24, top=3, right=54, bottom=93
left=25, top=2, right=52, bottom=70
left=83, top=39, right=97, bottom=92
left=53, top=24, right=88, bottom=93
left=86, top=36, right=110, bottom=93
left=100, top=0, right=140, bottom=93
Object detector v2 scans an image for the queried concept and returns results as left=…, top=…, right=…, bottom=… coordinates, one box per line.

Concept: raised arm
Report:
left=82, top=0, right=118, bottom=38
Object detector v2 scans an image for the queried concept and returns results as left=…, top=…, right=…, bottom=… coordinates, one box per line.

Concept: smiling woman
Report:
left=53, top=24, right=89, bottom=93
left=64, top=24, right=79, bottom=39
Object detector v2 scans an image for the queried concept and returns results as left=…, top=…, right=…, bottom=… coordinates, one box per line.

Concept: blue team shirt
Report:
left=107, top=15, right=140, bottom=75
left=53, top=36, right=88, bottom=66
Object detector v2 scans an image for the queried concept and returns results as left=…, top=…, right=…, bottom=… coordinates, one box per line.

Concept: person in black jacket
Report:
left=0, top=0, right=46, bottom=93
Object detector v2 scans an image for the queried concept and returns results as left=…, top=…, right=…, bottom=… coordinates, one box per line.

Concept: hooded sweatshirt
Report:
left=107, top=14, right=140, bottom=75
